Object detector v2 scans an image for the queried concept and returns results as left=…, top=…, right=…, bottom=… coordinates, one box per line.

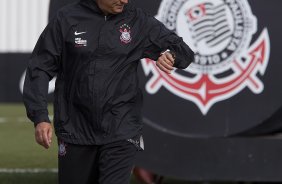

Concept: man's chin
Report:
left=113, top=7, right=124, bottom=14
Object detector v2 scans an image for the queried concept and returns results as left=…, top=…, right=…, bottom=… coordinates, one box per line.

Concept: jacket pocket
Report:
left=54, top=80, right=69, bottom=125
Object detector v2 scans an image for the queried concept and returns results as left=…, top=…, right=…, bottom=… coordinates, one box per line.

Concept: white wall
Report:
left=0, top=0, right=50, bottom=53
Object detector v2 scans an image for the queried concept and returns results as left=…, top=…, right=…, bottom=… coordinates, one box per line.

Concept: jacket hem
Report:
left=55, top=130, right=142, bottom=145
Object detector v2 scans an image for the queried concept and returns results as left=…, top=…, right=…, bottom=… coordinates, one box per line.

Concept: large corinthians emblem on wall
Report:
left=141, top=0, right=270, bottom=115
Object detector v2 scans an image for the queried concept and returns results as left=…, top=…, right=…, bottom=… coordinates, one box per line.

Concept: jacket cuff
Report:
left=27, top=110, right=51, bottom=126
left=33, top=115, right=51, bottom=127
left=174, top=49, right=194, bottom=69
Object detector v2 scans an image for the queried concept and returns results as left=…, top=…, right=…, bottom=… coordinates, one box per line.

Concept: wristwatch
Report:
left=161, top=49, right=176, bottom=59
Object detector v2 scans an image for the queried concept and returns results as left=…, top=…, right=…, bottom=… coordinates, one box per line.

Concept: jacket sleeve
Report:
left=23, top=16, right=62, bottom=126
left=142, top=16, right=194, bottom=69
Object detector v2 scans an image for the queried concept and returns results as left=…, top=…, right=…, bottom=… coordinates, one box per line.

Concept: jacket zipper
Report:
left=94, top=16, right=108, bottom=136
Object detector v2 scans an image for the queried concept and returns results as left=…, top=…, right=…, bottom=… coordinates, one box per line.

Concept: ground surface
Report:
left=0, top=103, right=191, bottom=184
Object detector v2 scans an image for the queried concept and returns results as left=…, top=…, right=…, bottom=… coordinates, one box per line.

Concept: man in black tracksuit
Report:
left=23, top=0, right=194, bottom=183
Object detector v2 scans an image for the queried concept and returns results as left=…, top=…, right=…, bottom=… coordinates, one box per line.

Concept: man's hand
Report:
left=35, top=122, right=53, bottom=149
left=156, top=52, right=175, bottom=74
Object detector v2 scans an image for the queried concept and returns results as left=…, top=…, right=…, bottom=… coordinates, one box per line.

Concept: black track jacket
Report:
left=23, top=0, right=194, bottom=145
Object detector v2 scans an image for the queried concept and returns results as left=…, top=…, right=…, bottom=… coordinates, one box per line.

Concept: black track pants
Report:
left=58, top=139, right=138, bottom=184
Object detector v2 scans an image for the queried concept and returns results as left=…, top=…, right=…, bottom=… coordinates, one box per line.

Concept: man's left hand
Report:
left=156, top=52, right=175, bottom=74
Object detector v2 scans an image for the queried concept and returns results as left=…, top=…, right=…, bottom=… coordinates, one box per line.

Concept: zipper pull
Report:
left=105, top=16, right=107, bottom=21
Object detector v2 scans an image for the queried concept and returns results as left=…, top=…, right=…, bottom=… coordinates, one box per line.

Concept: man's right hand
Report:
left=35, top=122, right=53, bottom=149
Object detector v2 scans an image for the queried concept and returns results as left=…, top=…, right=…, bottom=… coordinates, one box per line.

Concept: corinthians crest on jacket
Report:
left=120, top=24, right=132, bottom=44
left=141, top=0, right=270, bottom=115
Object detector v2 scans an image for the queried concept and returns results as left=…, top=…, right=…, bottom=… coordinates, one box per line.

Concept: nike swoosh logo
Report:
left=74, top=31, right=86, bottom=36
